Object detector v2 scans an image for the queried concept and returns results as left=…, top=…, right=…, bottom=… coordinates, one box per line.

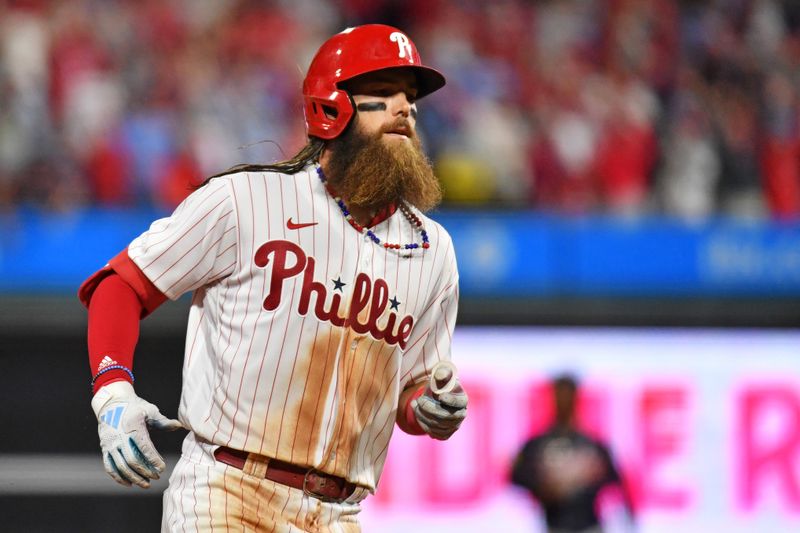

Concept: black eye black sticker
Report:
left=356, top=102, right=387, bottom=112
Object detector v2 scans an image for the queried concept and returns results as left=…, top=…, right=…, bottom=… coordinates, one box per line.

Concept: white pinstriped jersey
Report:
left=126, top=165, right=459, bottom=491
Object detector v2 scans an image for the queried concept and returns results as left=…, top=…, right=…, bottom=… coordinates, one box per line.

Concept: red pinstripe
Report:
left=399, top=328, right=429, bottom=361
left=237, top=473, right=245, bottom=532
left=302, top=186, right=336, bottom=462
left=418, top=223, right=442, bottom=378
left=207, top=279, right=249, bottom=443
left=200, top=274, right=234, bottom=426
left=351, top=340, right=390, bottom=475
left=161, top=223, right=236, bottom=294
left=206, top=258, right=237, bottom=284
left=224, top=176, right=263, bottom=448
left=292, top=486, right=304, bottom=530
left=192, top=462, right=201, bottom=532
left=289, top=171, right=323, bottom=463
left=320, top=225, right=366, bottom=468
left=318, top=203, right=353, bottom=458
left=242, top=296, right=277, bottom=451
left=204, top=243, right=248, bottom=434
left=231, top=320, right=264, bottom=443
left=184, top=305, right=205, bottom=367
left=306, top=178, right=336, bottom=462
left=200, top=183, right=243, bottom=428
left=221, top=462, right=230, bottom=532
left=273, top=173, right=312, bottom=453
left=216, top=238, right=237, bottom=259
left=278, top=489, right=291, bottom=526
left=406, top=280, right=454, bottom=329
left=368, top=364, right=403, bottom=456
left=269, top=175, right=319, bottom=441
left=330, top=332, right=368, bottom=473
left=258, top=174, right=297, bottom=456
left=165, top=445, right=188, bottom=530
left=149, top=209, right=233, bottom=286
left=254, top=483, right=264, bottom=531
left=135, top=183, right=227, bottom=249
left=187, top=437, right=201, bottom=532
left=333, top=224, right=384, bottom=474
left=138, top=197, right=229, bottom=272
left=306, top=322, right=341, bottom=461
left=241, top=174, right=276, bottom=450
left=228, top=181, right=243, bottom=276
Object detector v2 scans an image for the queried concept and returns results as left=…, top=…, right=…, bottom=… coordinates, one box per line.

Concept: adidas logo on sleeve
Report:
left=97, top=356, right=118, bottom=373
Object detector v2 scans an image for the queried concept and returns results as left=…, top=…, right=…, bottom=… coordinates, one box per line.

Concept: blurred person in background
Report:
left=511, top=374, right=634, bottom=533
left=760, top=68, right=800, bottom=219
left=655, top=67, right=721, bottom=220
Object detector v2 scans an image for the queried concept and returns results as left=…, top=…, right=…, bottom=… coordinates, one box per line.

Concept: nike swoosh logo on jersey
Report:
left=286, top=218, right=318, bottom=230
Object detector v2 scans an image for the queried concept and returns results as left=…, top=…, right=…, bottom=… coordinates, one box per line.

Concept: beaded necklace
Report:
left=316, top=165, right=430, bottom=250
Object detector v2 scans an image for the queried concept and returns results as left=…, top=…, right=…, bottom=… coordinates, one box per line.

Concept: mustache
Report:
left=379, top=118, right=416, bottom=139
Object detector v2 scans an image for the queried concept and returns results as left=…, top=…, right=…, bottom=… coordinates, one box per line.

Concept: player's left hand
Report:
left=411, top=368, right=467, bottom=440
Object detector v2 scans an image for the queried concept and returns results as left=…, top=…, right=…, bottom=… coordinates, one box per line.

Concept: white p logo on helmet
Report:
left=390, top=32, right=412, bottom=59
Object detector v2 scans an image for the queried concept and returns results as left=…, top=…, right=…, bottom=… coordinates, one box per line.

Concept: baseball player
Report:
left=79, top=24, right=467, bottom=532
left=511, top=375, right=634, bottom=533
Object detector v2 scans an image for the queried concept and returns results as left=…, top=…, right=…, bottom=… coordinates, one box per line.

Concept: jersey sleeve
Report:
left=126, top=178, right=238, bottom=300
left=78, top=250, right=167, bottom=318
left=398, top=239, right=459, bottom=391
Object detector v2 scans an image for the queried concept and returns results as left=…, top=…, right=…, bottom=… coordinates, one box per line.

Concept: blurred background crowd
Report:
left=1, top=0, right=800, bottom=219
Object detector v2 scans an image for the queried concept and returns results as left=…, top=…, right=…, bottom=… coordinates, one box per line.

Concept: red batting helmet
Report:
left=302, top=24, right=446, bottom=140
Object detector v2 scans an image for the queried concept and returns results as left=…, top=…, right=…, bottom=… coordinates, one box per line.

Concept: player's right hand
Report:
left=91, top=381, right=182, bottom=488
left=412, top=365, right=468, bottom=441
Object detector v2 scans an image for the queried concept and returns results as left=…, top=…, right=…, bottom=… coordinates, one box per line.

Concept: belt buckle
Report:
left=302, top=468, right=339, bottom=503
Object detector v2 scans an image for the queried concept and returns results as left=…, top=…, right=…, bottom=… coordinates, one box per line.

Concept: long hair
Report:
left=197, top=138, right=326, bottom=187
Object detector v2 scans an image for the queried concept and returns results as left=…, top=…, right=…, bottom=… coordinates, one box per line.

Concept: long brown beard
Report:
left=325, top=118, right=442, bottom=213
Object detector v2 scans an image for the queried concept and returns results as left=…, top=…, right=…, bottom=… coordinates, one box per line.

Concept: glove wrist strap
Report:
left=91, top=380, right=137, bottom=417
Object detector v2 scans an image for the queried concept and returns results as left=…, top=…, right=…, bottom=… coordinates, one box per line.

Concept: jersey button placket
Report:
left=360, top=235, right=371, bottom=268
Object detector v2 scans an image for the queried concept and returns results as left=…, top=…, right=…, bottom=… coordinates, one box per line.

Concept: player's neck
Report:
left=347, top=205, right=377, bottom=228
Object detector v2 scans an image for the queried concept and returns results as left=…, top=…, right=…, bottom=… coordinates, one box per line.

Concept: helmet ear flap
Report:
left=304, top=89, right=355, bottom=140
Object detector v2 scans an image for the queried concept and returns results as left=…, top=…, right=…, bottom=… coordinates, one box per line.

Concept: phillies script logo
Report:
left=254, top=240, right=414, bottom=348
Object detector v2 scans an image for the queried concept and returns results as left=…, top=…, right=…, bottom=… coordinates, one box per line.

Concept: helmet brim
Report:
left=410, top=66, right=446, bottom=99
left=338, top=65, right=446, bottom=101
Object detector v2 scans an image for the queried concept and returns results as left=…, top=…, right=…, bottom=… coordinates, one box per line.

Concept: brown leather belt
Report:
left=213, top=446, right=357, bottom=503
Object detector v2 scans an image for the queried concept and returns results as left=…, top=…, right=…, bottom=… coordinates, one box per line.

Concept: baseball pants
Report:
left=162, top=433, right=368, bottom=532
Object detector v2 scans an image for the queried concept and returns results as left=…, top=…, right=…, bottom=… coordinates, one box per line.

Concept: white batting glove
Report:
left=91, top=381, right=182, bottom=488
left=411, top=366, right=468, bottom=441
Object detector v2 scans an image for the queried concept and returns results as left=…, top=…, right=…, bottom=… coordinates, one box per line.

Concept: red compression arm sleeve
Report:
left=87, top=274, right=143, bottom=393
